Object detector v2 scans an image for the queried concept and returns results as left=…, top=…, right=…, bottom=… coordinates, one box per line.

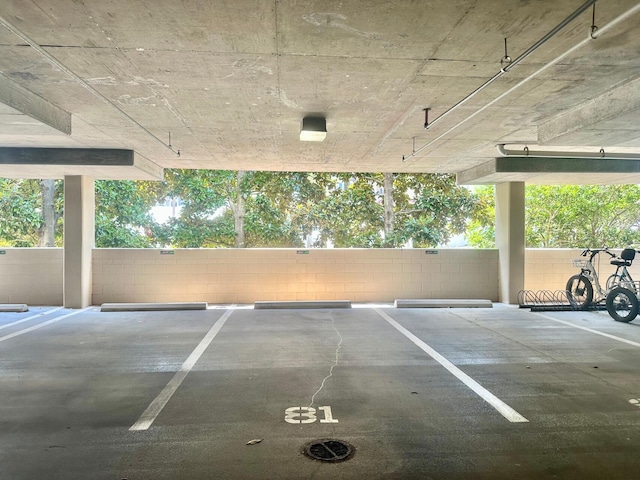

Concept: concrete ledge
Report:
left=0, top=304, right=29, bottom=312
left=394, top=299, right=493, bottom=308
left=100, top=302, right=208, bottom=312
left=254, top=300, right=352, bottom=309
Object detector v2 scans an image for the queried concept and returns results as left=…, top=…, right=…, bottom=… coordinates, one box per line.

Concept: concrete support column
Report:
left=63, top=176, right=95, bottom=308
left=495, top=182, right=525, bottom=304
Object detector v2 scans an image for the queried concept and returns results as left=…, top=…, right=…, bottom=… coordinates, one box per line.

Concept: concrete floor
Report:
left=1, top=304, right=640, bottom=479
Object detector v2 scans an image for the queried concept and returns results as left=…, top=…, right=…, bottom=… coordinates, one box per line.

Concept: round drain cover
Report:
left=303, top=439, right=355, bottom=462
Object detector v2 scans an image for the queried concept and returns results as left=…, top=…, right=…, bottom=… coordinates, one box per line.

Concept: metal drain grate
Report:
left=303, top=439, right=355, bottom=462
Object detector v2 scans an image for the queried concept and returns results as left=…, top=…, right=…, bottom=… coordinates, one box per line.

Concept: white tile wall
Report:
left=0, top=248, right=63, bottom=305
left=9, top=247, right=630, bottom=306
left=92, top=248, right=499, bottom=305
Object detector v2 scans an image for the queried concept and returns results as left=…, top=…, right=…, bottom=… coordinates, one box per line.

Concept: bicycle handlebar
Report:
left=581, top=247, right=615, bottom=258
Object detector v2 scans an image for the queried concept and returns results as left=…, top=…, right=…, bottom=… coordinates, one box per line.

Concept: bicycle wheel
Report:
left=607, top=273, right=636, bottom=293
left=606, top=274, right=623, bottom=291
left=565, top=274, right=593, bottom=309
left=606, top=287, right=639, bottom=323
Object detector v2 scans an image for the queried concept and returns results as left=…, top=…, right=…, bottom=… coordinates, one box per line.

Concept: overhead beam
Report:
left=457, top=157, right=640, bottom=185
left=539, top=76, right=640, bottom=146
left=0, top=147, right=164, bottom=180
left=0, top=147, right=135, bottom=165
left=0, top=73, right=71, bottom=135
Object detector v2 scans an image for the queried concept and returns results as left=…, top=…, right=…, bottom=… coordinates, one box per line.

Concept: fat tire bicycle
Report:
left=566, top=248, right=638, bottom=310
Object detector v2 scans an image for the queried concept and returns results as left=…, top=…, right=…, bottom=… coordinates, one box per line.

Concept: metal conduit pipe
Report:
left=496, top=144, right=640, bottom=160
left=402, top=2, right=640, bottom=162
left=423, top=0, right=597, bottom=133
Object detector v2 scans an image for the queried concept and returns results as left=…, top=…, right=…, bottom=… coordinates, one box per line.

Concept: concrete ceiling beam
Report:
left=0, top=73, right=72, bottom=135
left=0, top=147, right=163, bottom=180
left=538, top=76, right=640, bottom=147
left=457, top=156, right=640, bottom=185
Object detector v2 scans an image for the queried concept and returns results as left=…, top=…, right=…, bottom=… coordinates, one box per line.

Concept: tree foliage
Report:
left=466, top=184, right=640, bottom=248
left=0, top=178, right=63, bottom=247
left=306, top=173, right=477, bottom=247
left=394, top=173, right=477, bottom=248
left=94, top=180, right=164, bottom=247
left=307, top=174, right=382, bottom=247
left=465, top=186, right=495, bottom=248
left=158, top=170, right=332, bottom=248
left=245, top=171, right=326, bottom=247
left=2, top=171, right=481, bottom=249
left=525, top=185, right=640, bottom=247
left=155, top=169, right=233, bottom=247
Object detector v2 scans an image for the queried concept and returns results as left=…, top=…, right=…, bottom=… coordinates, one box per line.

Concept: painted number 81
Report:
left=284, top=406, right=339, bottom=424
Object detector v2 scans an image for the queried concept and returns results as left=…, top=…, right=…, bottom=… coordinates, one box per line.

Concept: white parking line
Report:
left=130, top=309, right=234, bottom=431
left=0, top=306, right=65, bottom=332
left=0, top=307, right=90, bottom=343
left=532, top=312, right=640, bottom=348
left=375, top=309, right=529, bottom=423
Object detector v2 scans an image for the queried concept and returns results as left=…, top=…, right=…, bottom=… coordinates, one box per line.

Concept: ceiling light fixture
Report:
left=300, top=116, right=327, bottom=142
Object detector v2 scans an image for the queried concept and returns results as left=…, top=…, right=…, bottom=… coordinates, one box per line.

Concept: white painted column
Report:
left=63, top=176, right=95, bottom=308
left=495, top=182, right=525, bottom=304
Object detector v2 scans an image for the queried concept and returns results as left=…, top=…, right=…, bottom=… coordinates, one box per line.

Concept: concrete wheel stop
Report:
left=0, top=304, right=29, bottom=312
left=254, top=300, right=352, bottom=309
left=100, top=302, right=208, bottom=312
left=394, top=299, right=492, bottom=308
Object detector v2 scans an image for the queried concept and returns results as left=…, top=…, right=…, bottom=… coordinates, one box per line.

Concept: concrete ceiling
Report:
left=0, top=0, right=639, bottom=182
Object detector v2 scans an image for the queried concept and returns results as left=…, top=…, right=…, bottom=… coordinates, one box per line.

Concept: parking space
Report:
left=1, top=305, right=640, bottom=479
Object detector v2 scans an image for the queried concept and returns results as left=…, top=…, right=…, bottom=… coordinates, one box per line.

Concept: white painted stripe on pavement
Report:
left=0, top=306, right=65, bottom=332
left=375, top=308, right=529, bottom=423
left=532, top=312, right=640, bottom=348
left=0, top=307, right=90, bottom=343
left=130, top=309, right=234, bottom=431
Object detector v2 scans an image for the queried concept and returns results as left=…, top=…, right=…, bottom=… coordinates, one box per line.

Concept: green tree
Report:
left=157, top=169, right=242, bottom=248
left=526, top=185, right=640, bottom=248
left=391, top=173, right=477, bottom=248
left=0, top=178, right=63, bottom=247
left=308, top=173, right=478, bottom=248
left=0, top=178, right=163, bottom=248
left=158, top=170, right=328, bottom=248
left=1, top=171, right=483, bottom=250
left=94, top=180, right=164, bottom=247
left=466, top=185, right=640, bottom=248
left=39, top=179, right=61, bottom=246
left=465, top=185, right=495, bottom=248
left=245, top=171, right=329, bottom=247
left=307, top=173, right=382, bottom=247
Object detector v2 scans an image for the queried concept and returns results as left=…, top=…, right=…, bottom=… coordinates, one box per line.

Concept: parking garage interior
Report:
left=2, top=1, right=640, bottom=478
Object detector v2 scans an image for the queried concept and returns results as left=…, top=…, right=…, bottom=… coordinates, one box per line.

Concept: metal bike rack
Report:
left=517, top=290, right=606, bottom=312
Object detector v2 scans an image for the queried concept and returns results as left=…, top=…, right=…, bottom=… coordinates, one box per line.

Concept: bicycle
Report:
left=565, top=248, right=637, bottom=309
left=605, top=248, right=640, bottom=323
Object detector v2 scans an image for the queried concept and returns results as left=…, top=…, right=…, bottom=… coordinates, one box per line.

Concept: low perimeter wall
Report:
left=0, top=248, right=63, bottom=305
left=2, top=247, right=638, bottom=306
left=91, top=248, right=498, bottom=305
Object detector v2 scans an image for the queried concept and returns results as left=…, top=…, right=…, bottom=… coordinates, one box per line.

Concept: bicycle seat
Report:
left=611, top=248, right=636, bottom=267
